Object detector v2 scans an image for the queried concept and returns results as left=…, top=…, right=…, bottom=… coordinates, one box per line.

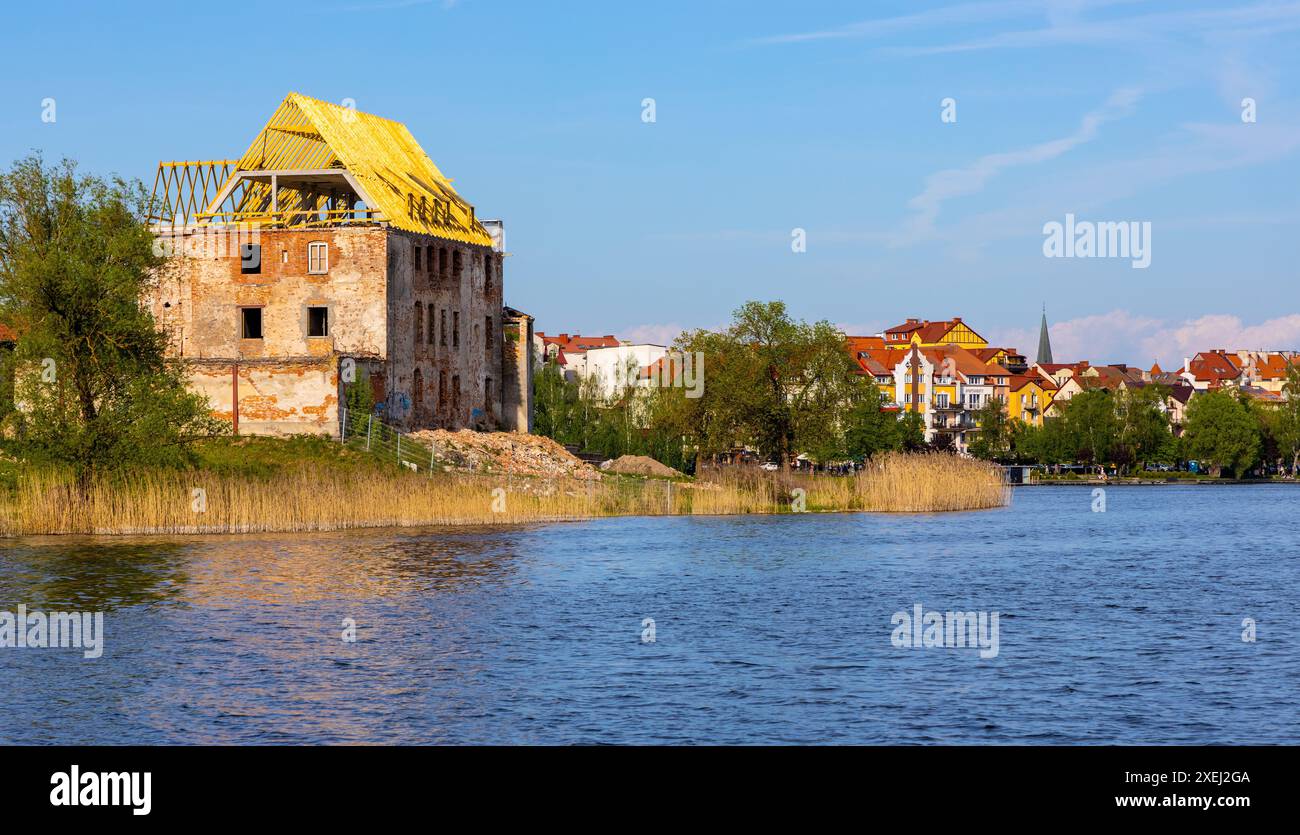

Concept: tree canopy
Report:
left=0, top=154, right=224, bottom=481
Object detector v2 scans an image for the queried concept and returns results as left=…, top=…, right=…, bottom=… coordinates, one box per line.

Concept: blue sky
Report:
left=3, top=0, right=1299, bottom=366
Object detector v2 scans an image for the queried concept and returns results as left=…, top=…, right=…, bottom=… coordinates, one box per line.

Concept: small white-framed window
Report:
left=308, top=242, right=329, bottom=274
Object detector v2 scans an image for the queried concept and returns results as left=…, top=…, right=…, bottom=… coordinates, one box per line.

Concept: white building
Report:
left=578, top=344, right=669, bottom=402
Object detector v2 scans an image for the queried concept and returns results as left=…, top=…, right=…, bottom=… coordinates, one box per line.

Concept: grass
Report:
left=0, top=442, right=1010, bottom=536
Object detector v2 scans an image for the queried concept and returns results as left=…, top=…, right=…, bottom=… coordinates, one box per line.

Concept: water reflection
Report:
left=174, top=527, right=526, bottom=606
left=0, top=539, right=190, bottom=610
left=2, top=487, right=1298, bottom=744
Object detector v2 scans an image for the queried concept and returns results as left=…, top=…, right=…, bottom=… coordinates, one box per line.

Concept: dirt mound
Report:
left=408, top=429, right=601, bottom=480
left=602, top=455, right=684, bottom=478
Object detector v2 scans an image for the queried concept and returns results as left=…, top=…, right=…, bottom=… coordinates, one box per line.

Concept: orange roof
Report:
left=1243, top=352, right=1294, bottom=380
left=845, top=335, right=886, bottom=356
left=1187, top=351, right=1242, bottom=383
left=537, top=332, right=621, bottom=353
left=0, top=322, right=15, bottom=343
left=1009, top=374, right=1035, bottom=392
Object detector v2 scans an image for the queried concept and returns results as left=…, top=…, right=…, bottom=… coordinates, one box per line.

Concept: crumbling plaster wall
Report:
left=147, top=227, right=389, bottom=435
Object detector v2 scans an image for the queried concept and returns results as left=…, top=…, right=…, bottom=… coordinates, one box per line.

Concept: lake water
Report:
left=2, top=485, right=1297, bottom=744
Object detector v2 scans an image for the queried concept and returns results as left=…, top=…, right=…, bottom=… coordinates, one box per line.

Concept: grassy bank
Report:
left=0, top=441, right=1010, bottom=536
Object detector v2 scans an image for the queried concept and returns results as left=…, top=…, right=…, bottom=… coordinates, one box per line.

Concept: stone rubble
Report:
left=407, top=429, right=602, bottom=481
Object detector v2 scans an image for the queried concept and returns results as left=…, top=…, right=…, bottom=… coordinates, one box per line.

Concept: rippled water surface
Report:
left=2, top=485, right=1297, bottom=744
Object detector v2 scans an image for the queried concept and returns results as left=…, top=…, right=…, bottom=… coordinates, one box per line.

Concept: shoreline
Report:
left=1022, top=479, right=1298, bottom=487
left=1, top=503, right=1014, bottom=539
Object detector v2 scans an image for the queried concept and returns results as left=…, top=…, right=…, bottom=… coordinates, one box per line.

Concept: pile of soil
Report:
left=601, top=455, right=684, bottom=478
left=407, top=429, right=601, bottom=480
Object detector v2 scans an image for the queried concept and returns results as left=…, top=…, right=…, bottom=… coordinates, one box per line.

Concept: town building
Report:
left=535, top=333, right=621, bottom=382
left=882, top=317, right=988, bottom=349
left=144, top=93, right=531, bottom=436
left=1007, top=373, right=1057, bottom=426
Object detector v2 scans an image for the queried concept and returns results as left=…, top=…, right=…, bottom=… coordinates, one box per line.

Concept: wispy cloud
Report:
left=746, top=0, right=1051, bottom=46
left=622, top=323, right=687, bottom=346
left=991, top=310, right=1300, bottom=367
left=896, top=2, right=1300, bottom=55
left=892, top=88, right=1141, bottom=246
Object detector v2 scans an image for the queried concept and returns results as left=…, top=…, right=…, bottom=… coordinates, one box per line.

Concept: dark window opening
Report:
left=485, top=377, right=493, bottom=415
left=439, top=248, right=448, bottom=278
left=484, top=254, right=492, bottom=295
left=308, top=306, right=329, bottom=337
left=453, top=249, right=463, bottom=280
left=438, top=371, right=447, bottom=412
left=241, top=243, right=261, bottom=274
left=485, top=316, right=493, bottom=355
left=453, top=311, right=460, bottom=348
left=427, top=305, right=436, bottom=345
left=426, top=245, right=435, bottom=273
left=240, top=307, right=263, bottom=339
left=439, top=309, right=447, bottom=347
left=415, top=302, right=424, bottom=348
left=414, top=247, right=422, bottom=271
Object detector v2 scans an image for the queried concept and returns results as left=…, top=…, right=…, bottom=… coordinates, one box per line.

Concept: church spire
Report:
left=1036, top=305, right=1054, bottom=365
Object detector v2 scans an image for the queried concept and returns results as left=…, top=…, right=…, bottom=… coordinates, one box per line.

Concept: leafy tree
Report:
left=1275, top=362, right=1300, bottom=476
left=532, top=358, right=694, bottom=472
left=1013, top=416, right=1076, bottom=468
left=844, top=377, right=901, bottom=460
left=1112, top=385, right=1169, bottom=473
left=898, top=410, right=926, bottom=452
left=0, top=344, right=14, bottom=421
left=676, top=301, right=868, bottom=468
left=1063, top=389, right=1117, bottom=469
left=1183, top=389, right=1260, bottom=477
left=968, top=397, right=1011, bottom=460
left=0, top=154, right=224, bottom=484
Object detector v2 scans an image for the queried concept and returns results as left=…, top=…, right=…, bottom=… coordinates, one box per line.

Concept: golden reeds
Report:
left=0, top=453, right=1009, bottom=537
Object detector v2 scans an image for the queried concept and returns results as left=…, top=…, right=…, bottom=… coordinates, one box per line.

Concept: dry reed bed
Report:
left=0, top=453, right=1009, bottom=536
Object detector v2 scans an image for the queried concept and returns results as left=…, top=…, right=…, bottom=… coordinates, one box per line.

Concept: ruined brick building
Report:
left=146, top=92, right=532, bottom=435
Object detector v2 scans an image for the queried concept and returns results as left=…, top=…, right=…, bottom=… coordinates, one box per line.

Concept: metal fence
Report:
left=339, top=407, right=439, bottom=473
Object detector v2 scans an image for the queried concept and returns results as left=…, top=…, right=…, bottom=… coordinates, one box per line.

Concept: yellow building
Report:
left=1007, top=375, right=1056, bottom=427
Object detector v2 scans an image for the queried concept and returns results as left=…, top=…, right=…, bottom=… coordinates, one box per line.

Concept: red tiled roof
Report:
left=537, top=332, right=621, bottom=354
left=845, top=335, right=886, bottom=356
left=0, top=323, right=16, bottom=343
left=1187, top=351, right=1242, bottom=383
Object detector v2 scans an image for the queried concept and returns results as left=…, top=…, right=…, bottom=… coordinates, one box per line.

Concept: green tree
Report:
left=0, top=154, right=224, bottom=483
left=677, top=301, right=868, bottom=468
left=1274, top=362, right=1300, bottom=476
left=1014, top=416, right=1077, bottom=468
left=1063, top=389, right=1117, bottom=470
left=898, top=410, right=926, bottom=452
left=1183, top=389, right=1260, bottom=477
left=844, top=378, right=902, bottom=460
left=1112, top=385, right=1170, bottom=473
left=968, top=397, right=1011, bottom=460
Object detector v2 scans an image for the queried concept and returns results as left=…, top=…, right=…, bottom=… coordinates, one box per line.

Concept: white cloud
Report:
left=990, top=310, right=1300, bottom=367
left=621, top=323, right=687, bottom=346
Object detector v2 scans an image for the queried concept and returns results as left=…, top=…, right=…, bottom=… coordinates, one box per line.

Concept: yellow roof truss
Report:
left=164, top=92, right=493, bottom=246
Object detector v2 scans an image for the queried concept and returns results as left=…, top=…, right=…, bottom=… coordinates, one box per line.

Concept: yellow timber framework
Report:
left=147, top=92, right=493, bottom=247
